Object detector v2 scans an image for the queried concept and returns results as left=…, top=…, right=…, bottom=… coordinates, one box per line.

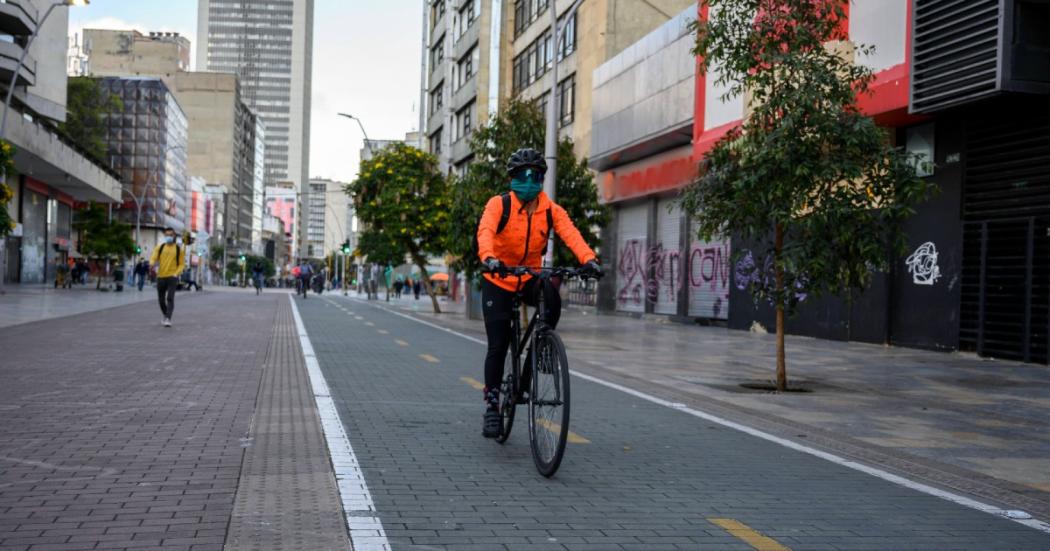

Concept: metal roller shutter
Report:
left=653, top=198, right=682, bottom=315
left=615, top=203, right=648, bottom=313
left=687, top=235, right=730, bottom=320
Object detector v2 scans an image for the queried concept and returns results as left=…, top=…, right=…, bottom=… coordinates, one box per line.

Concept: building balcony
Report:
left=0, top=0, right=38, bottom=36
left=8, top=108, right=123, bottom=203
left=0, top=40, right=36, bottom=88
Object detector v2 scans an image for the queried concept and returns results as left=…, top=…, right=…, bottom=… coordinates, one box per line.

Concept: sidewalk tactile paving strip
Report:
left=225, top=296, right=351, bottom=550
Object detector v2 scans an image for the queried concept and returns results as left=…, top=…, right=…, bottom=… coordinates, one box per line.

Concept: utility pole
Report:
left=543, top=0, right=585, bottom=267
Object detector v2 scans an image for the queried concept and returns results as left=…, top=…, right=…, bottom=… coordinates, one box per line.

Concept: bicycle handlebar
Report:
left=481, top=265, right=603, bottom=280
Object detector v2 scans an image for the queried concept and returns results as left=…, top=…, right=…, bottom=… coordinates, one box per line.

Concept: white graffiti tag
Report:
left=905, top=242, right=941, bottom=285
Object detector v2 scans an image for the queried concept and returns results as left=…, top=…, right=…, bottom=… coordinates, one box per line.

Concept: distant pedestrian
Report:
left=413, top=279, right=421, bottom=300
left=251, top=261, right=265, bottom=295
left=150, top=227, right=185, bottom=327
left=393, top=279, right=403, bottom=298
left=134, top=258, right=148, bottom=291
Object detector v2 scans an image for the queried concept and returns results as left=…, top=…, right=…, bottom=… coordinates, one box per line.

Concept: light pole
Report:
left=130, top=145, right=185, bottom=251
left=338, top=112, right=373, bottom=296
left=543, top=0, right=584, bottom=266
left=337, top=113, right=374, bottom=158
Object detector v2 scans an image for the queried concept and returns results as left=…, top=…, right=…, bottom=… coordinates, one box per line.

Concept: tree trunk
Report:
left=410, top=253, right=441, bottom=314
left=774, top=223, right=787, bottom=392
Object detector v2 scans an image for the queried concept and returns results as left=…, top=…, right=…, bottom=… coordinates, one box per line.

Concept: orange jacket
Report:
left=477, top=191, right=596, bottom=292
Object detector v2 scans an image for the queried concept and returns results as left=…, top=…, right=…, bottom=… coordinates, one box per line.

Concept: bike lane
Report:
left=295, top=295, right=1050, bottom=551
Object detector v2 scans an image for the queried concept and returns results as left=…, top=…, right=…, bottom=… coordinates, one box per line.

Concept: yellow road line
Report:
left=419, top=353, right=440, bottom=363
left=707, top=518, right=791, bottom=551
left=460, top=377, right=484, bottom=390
left=395, top=339, right=409, bottom=347
left=534, top=418, right=590, bottom=444
left=377, top=329, right=389, bottom=335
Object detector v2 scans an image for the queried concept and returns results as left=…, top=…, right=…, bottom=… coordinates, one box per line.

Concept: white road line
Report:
left=341, top=295, right=1050, bottom=535
left=289, top=296, right=391, bottom=550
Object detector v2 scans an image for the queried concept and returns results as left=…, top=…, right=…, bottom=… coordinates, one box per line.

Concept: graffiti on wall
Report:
left=615, top=238, right=731, bottom=319
left=688, top=241, right=731, bottom=319
left=905, top=241, right=941, bottom=285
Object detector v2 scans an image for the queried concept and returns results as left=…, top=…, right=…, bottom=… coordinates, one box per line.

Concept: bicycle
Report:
left=485, top=265, right=601, bottom=478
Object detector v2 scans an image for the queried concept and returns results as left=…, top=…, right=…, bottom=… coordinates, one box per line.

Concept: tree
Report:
left=0, top=141, right=14, bottom=238
left=74, top=202, right=136, bottom=289
left=347, top=143, right=449, bottom=313
left=447, top=99, right=609, bottom=277
left=60, top=77, right=122, bottom=161
left=682, top=0, right=935, bottom=391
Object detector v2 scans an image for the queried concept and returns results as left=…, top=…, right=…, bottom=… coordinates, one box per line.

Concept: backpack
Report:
left=157, top=242, right=181, bottom=262
left=471, top=193, right=554, bottom=261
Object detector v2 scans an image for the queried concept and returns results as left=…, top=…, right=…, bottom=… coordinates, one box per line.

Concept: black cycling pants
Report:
left=482, top=277, right=561, bottom=393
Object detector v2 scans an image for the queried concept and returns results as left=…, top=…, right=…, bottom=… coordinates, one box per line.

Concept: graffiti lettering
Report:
left=615, top=237, right=733, bottom=320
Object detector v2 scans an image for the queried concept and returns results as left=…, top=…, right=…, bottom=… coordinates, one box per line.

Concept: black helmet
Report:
left=506, top=148, right=547, bottom=175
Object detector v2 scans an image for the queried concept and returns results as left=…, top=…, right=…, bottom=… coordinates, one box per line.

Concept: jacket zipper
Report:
left=518, top=209, right=533, bottom=266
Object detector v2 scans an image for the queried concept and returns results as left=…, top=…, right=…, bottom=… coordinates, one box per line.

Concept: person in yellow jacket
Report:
left=150, top=227, right=185, bottom=327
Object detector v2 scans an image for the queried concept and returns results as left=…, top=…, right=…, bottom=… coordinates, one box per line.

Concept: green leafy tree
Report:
left=74, top=202, right=136, bottom=289
left=347, top=143, right=449, bottom=313
left=60, top=77, right=123, bottom=161
left=0, top=140, right=15, bottom=238
left=682, top=0, right=935, bottom=391
left=448, top=99, right=609, bottom=277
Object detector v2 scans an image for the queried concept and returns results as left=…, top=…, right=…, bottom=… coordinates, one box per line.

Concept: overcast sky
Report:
left=70, top=0, right=423, bottom=184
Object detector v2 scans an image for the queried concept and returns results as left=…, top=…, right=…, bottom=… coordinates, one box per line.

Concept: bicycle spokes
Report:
left=529, top=332, right=571, bottom=477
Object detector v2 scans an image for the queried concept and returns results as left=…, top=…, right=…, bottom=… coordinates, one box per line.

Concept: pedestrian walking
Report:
left=394, top=279, right=403, bottom=298
left=413, top=279, right=421, bottom=300
left=150, top=227, right=185, bottom=327
left=134, top=258, right=148, bottom=291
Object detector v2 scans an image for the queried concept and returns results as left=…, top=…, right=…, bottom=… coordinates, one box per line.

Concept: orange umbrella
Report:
left=429, top=272, right=449, bottom=281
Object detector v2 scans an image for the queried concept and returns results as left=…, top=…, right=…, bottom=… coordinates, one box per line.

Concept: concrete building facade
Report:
left=501, top=0, right=695, bottom=159
left=83, top=29, right=266, bottom=257
left=423, top=0, right=500, bottom=175
left=1, top=1, right=123, bottom=286
left=98, top=77, right=189, bottom=259
left=304, top=178, right=347, bottom=261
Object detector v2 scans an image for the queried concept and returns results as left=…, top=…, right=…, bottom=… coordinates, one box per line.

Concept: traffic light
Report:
left=135, top=245, right=141, bottom=254
left=239, top=254, right=246, bottom=263
left=341, top=240, right=351, bottom=255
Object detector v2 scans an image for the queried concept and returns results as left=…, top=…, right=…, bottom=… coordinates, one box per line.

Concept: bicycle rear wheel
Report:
left=495, top=347, right=517, bottom=444
left=528, top=330, right=570, bottom=477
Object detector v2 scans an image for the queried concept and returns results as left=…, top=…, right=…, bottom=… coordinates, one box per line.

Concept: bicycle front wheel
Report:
left=495, top=349, right=517, bottom=444
left=528, top=330, right=571, bottom=477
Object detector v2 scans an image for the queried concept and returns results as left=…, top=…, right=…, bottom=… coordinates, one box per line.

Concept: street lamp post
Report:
left=543, top=0, right=585, bottom=267
left=130, top=145, right=185, bottom=251
left=338, top=112, right=374, bottom=297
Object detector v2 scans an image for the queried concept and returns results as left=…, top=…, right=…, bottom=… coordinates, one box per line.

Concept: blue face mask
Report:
left=510, top=168, right=544, bottom=202
left=164, top=235, right=175, bottom=244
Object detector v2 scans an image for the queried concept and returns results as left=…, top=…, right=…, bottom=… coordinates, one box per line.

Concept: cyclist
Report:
left=251, top=261, right=265, bottom=295
left=477, top=147, right=602, bottom=438
left=297, top=260, right=313, bottom=298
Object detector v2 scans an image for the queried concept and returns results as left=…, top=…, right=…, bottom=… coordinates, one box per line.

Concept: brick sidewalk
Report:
left=0, top=290, right=349, bottom=550
left=344, top=293, right=1050, bottom=521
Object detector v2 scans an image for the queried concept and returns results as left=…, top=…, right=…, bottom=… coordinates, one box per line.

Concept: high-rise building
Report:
left=422, top=0, right=499, bottom=175
left=83, top=29, right=267, bottom=257
left=304, top=178, right=348, bottom=260
left=196, top=0, right=314, bottom=196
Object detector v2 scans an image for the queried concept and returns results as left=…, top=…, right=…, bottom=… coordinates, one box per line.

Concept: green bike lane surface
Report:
left=295, top=295, right=1050, bottom=551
